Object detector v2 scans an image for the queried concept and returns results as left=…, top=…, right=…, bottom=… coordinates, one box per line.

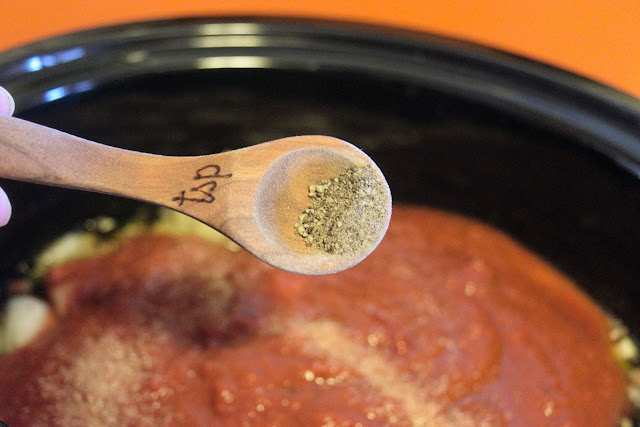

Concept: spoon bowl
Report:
left=254, top=142, right=391, bottom=274
left=0, top=115, right=391, bottom=275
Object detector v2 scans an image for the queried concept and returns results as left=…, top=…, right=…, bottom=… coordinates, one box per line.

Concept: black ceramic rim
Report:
left=0, top=19, right=639, bottom=421
left=0, top=17, right=639, bottom=177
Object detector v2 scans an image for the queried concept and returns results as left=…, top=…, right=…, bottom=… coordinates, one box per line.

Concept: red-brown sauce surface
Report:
left=0, top=206, right=629, bottom=425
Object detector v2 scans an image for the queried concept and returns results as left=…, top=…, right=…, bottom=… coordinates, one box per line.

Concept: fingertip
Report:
left=0, top=86, right=16, bottom=116
left=0, top=186, right=11, bottom=227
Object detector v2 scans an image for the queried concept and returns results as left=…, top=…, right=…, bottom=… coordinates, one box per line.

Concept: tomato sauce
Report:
left=0, top=206, right=629, bottom=425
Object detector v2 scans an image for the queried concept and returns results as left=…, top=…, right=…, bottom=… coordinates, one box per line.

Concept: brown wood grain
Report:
left=0, top=115, right=391, bottom=274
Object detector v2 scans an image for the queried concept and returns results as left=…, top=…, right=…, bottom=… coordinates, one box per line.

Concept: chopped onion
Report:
left=1, top=295, right=51, bottom=354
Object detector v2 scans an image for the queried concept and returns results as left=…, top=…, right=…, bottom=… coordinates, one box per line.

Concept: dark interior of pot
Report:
left=1, top=17, right=639, bottom=364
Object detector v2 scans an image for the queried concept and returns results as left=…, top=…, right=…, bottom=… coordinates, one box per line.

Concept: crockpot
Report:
left=0, top=16, right=639, bottom=373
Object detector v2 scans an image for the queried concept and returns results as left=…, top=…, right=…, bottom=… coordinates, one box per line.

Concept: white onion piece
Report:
left=1, top=295, right=51, bottom=354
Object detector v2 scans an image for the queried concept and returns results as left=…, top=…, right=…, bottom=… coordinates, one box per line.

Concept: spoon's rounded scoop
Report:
left=246, top=137, right=391, bottom=275
left=0, top=116, right=391, bottom=275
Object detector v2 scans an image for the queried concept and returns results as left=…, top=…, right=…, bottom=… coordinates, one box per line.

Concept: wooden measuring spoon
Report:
left=0, top=116, right=391, bottom=275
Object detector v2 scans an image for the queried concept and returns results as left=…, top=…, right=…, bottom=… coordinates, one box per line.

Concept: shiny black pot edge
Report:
left=0, top=18, right=638, bottom=361
left=0, top=17, right=639, bottom=176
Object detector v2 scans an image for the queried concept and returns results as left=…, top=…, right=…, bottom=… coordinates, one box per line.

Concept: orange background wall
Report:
left=0, top=1, right=639, bottom=98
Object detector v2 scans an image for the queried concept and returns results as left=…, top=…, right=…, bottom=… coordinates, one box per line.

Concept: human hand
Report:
left=0, top=86, right=16, bottom=227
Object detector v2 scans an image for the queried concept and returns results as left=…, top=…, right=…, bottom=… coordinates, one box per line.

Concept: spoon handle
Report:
left=0, top=115, right=185, bottom=204
left=0, top=115, right=247, bottom=232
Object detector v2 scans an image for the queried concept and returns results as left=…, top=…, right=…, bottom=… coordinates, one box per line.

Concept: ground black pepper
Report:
left=295, top=164, right=388, bottom=254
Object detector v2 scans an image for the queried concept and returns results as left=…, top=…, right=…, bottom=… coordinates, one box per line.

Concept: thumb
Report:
left=0, top=86, right=15, bottom=116
left=0, top=186, right=11, bottom=227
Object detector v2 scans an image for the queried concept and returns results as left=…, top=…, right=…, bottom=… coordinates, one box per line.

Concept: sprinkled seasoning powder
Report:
left=294, top=164, right=388, bottom=254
